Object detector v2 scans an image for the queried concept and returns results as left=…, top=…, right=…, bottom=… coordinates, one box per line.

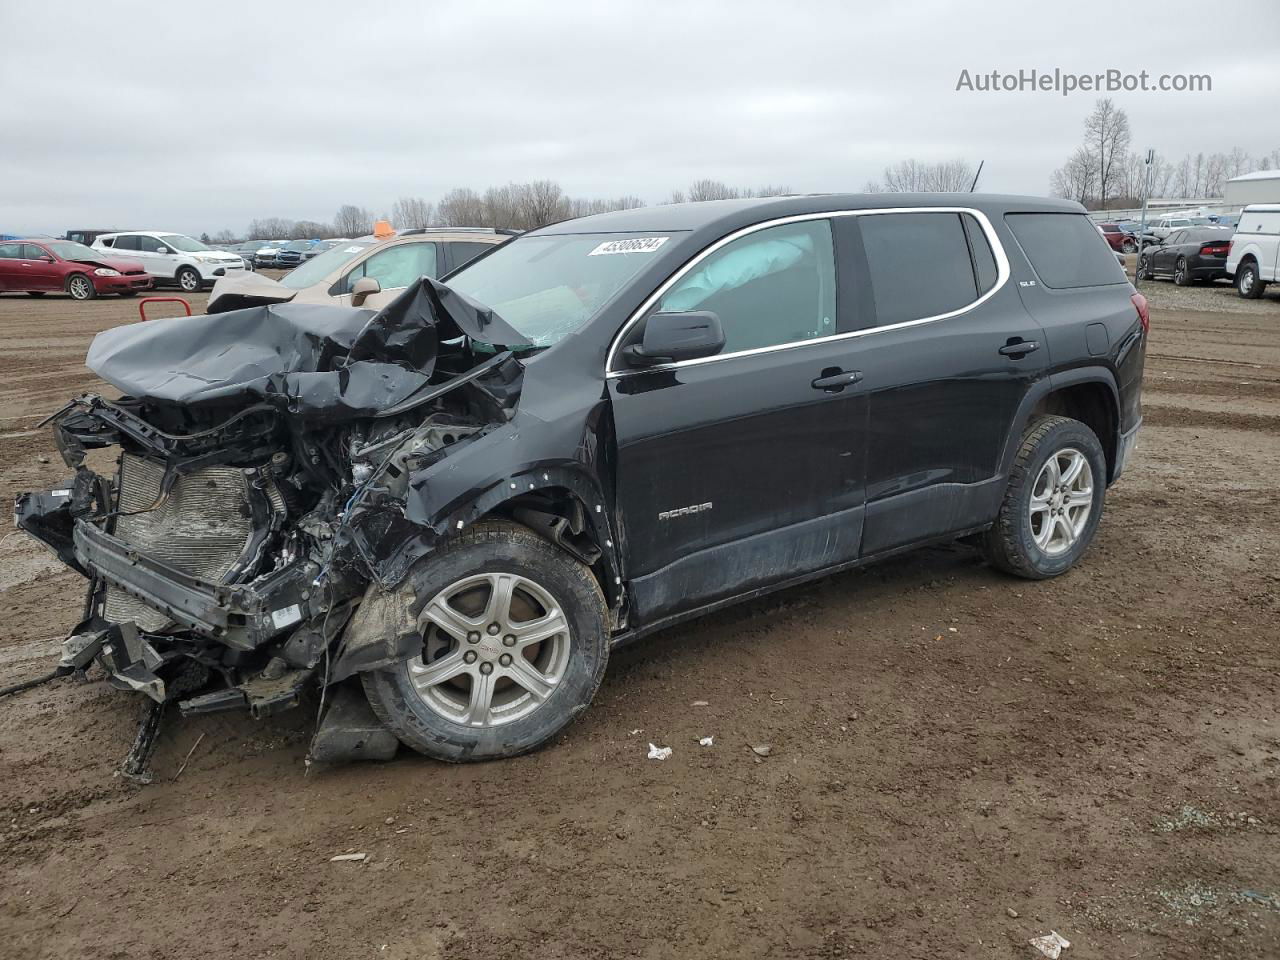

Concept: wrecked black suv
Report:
left=16, top=194, right=1146, bottom=767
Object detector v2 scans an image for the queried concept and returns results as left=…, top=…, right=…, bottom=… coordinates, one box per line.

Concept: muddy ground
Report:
left=0, top=278, right=1276, bottom=960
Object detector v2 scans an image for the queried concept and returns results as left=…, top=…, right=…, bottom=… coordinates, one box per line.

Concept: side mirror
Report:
left=156, top=247, right=170, bottom=255
left=351, top=275, right=381, bottom=306
left=624, top=311, right=725, bottom=367
left=38, top=255, right=54, bottom=262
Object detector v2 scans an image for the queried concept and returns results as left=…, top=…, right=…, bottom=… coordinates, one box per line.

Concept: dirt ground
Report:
left=0, top=276, right=1276, bottom=960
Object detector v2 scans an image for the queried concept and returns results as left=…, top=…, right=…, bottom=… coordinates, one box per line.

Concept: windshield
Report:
left=285, top=240, right=312, bottom=252
left=279, top=239, right=376, bottom=289
left=160, top=234, right=210, bottom=253
left=45, top=240, right=101, bottom=261
left=445, top=233, right=668, bottom=347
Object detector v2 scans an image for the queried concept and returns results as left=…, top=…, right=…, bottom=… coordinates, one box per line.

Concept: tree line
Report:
left=1051, top=97, right=1280, bottom=209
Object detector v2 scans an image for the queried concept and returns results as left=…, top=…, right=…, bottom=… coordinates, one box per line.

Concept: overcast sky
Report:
left=3, top=0, right=1277, bottom=236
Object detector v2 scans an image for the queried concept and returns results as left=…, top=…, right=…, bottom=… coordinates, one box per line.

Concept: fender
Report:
left=998, top=366, right=1120, bottom=479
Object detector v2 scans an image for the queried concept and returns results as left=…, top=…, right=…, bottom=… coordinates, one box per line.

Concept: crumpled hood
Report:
left=85, top=277, right=529, bottom=422
left=206, top=270, right=297, bottom=313
left=71, top=255, right=147, bottom=274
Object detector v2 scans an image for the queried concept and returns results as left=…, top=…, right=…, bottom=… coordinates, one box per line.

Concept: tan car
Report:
left=207, top=228, right=511, bottom=313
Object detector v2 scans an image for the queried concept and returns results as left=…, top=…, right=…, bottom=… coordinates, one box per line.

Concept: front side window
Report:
left=859, top=212, right=980, bottom=326
left=655, top=220, right=836, bottom=353
left=341, top=242, right=437, bottom=293
left=23, top=244, right=51, bottom=260
left=283, top=239, right=376, bottom=290
left=159, top=234, right=209, bottom=253
left=138, top=235, right=165, bottom=254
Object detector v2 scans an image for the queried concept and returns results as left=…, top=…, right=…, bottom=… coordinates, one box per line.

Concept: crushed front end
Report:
left=14, top=282, right=528, bottom=772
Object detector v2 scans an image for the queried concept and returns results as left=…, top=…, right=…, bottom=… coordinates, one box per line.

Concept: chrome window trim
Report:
left=605, top=206, right=1011, bottom=377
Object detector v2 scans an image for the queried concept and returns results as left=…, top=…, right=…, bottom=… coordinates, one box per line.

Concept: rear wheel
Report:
left=982, top=416, right=1106, bottom=580
left=65, top=274, right=95, bottom=301
left=1236, top=260, right=1264, bottom=299
left=360, top=520, right=609, bottom=762
left=1173, top=257, right=1194, bottom=286
left=176, top=267, right=201, bottom=293
left=1121, top=236, right=1137, bottom=254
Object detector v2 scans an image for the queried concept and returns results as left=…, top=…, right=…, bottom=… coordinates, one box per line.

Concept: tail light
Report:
left=1199, top=243, right=1230, bottom=256
left=1131, top=291, right=1150, bottom=334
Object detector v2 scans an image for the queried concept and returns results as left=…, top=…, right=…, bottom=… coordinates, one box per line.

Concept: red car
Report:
left=1096, top=222, right=1128, bottom=253
left=0, top=238, right=153, bottom=300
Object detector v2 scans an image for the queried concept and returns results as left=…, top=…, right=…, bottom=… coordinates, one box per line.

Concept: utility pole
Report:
left=1135, top=149, right=1155, bottom=284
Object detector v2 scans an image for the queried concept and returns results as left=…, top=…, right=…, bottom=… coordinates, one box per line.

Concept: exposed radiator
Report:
left=103, top=454, right=257, bottom=632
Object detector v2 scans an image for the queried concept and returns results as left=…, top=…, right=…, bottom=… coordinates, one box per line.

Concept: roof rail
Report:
left=397, top=226, right=523, bottom=236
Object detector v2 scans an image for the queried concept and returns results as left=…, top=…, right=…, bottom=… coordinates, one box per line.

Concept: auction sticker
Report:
left=588, top=236, right=669, bottom=256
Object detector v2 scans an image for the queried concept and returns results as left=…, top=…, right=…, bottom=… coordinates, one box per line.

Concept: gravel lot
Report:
left=0, top=284, right=1276, bottom=959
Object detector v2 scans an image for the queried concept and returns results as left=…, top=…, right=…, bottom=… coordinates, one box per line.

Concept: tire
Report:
left=1121, top=237, right=1137, bottom=254
left=1173, top=257, right=1193, bottom=286
left=1236, top=260, right=1265, bottom=299
left=65, top=274, right=96, bottom=301
left=175, top=267, right=201, bottom=293
left=982, top=415, right=1106, bottom=580
left=361, top=520, right=609, bottom=762
left=1138, top=255, right=1154, bottom=281
left=26, top=291, right=46, bottom=297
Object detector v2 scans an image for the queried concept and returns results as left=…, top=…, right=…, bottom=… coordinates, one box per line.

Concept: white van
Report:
left=93, top=231, right=246, bottom=292
left=1225, top=204, right=1280, bottom=299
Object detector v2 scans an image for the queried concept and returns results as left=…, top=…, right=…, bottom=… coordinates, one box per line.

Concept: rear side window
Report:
left=448, top=241, right=493, bottom=271
left=0, top=243, right=22, bottom=259
left=1005, top=213, right=1125, bottom=289
left=112, top=236, right=139, bottom=251
left=859, top=212, right=978, bottom=326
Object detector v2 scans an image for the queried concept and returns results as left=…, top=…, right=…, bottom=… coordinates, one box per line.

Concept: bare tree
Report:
left=247, top=217, right=296, bottom=240
left=873, top=158, right=976, bottom=192
left=516, top=180, right=571, bottom=228
left=751, top=184, right=794, bottom=197
left=333, top=204, right=372, bottom=236
left=391, top=196, right=435, bottom=229
left=437, top=188, right=486, bottom=227
left=685, top=179, right=741, bottom=202
left=1050, top=147, right=1099, bottom=205
left=1083, top=98, right=1131, bottom=207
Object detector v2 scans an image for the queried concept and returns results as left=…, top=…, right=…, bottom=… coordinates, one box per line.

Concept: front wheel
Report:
left=361, top=520, right=610, bottom=762
left=1236, top=261, right=1264, bottom=299
left=65, top=274, right=96, bottom=301
left=175, top=267, right=201, bottom=293
left=1121, top=237, right=1137, bottom=254
left=982, top=415, right=1106, bottom=580
left=1138, top=255, right=1154, bottom=280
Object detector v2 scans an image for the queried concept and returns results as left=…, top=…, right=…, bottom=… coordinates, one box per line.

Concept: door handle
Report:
left=811, top=368, right=863, bottom=391
left=998, top=339, right=1040, bottom=358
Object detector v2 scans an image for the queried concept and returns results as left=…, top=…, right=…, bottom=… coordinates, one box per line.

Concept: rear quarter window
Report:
left=1005, top=213, right=1126, bottom=289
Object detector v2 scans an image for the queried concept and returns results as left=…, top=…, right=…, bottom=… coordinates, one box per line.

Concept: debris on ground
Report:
left=647, top=743, right=672, bottom=760
left=698, top=736, right=714, bottom=746
left=329, top=852, right=367, bottom=863
left=1028, top=930, right=1070, bottom=958
left=750, top=744, right=772, bottom=757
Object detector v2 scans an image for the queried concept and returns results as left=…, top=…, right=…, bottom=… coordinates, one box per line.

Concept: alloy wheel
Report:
left=179, top=271, right=199, bottom=292
left=410, top=572, right=572, bottom=727
left=1028, top=447, right=1093, bottom=558
left=68, top=276, right=91, bottom=300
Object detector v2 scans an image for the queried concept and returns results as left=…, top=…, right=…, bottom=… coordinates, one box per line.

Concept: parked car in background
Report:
left=1226, top=204, right=1280, bottom=299
left=228, top=241, right=260, bottom=271
left=208, top=228, right=512, bottom=312
left=64, top=229, right=127, bottom=247
left=93, top=231, right=245, bottom=292
left=0, top=238, right=152, bottom=300
left=1095, top=222, right=1129, bottom=253
left=1138, top=226, right=1234, bottom=286
left=302, top=238, right=347, bottom=261
left=1149, top=216, right=1195, bottom=240
left=273, top=239, right=315, bottom=269
left=253, top=241, right=287, bottom=268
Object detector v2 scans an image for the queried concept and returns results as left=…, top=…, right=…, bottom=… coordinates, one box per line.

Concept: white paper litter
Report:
left=330, top=852, right=367, bottom=863
left=1028, top=931, right=1070, bottom=958
left=647, top=743, right=672, bottom=760
left=699, top=736, right=714, bottom=746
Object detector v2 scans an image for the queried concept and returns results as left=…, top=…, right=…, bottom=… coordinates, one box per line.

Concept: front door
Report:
left=608, top=218, right=868, bottom=625
left=333, top=241, right=439, bottom=308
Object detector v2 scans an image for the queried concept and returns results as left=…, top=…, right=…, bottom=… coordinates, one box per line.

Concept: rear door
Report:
left=608, top=218, right=868, bottom=625
left=0, top=241, right=23, bottom=290
left=840, top=210, right=1046, bottom=555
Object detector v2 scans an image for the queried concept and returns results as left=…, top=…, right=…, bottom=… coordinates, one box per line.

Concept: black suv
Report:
left=17, top=194, right=1146, bottom=767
